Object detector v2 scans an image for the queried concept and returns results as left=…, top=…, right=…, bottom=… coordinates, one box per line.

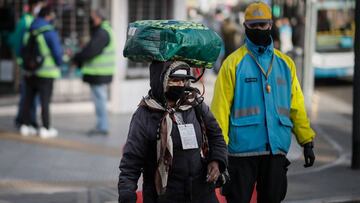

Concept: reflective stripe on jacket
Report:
left=211, top=37, right=315, bottom=156
left=81, top=21, right=115, bottom=76
left=23, top=24, right=61, bottom=78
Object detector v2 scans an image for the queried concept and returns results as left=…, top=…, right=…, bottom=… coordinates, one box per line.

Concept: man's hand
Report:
left=303, top=142, right=315, bottom=168
left=207, top=161, right=220, bottom=183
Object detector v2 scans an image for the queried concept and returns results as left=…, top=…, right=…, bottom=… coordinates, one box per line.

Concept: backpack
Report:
left=21, top=25, right=53, bottom=72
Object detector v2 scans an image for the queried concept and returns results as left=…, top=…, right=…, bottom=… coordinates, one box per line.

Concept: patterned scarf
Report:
left=139, top=88, right=202, bottom=195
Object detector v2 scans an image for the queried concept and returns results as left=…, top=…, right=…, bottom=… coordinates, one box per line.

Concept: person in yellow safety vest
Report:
left=20, top=6, right=62, bottom=139
left=210, top=2, right=316, bottom=203
left=72, top=9, right=115, bottom=136
left=7, top=0, right=45, bottom=129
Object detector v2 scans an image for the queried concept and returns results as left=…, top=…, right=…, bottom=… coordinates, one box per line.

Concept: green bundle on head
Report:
left=123, top=20, right=223, bottom=69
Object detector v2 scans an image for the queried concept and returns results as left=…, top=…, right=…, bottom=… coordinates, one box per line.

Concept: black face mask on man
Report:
left=165, top=86, right=186, bottom=102
left=245, top=26, right=272, bottom=46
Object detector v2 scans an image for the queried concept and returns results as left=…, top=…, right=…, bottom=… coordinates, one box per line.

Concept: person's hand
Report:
left=207, top=161, right=220, bottom=183
left=303, top=141, right=315, bottom=168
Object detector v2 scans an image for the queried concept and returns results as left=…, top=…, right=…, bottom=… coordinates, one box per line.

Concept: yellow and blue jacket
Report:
left=211, top=38, right=315, bottom=156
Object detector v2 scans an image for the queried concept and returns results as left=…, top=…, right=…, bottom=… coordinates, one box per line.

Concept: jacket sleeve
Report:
left=286, top=55, right=316, bottom=145
left=73, top=28, right=109, bottom=67
left=44, top=30, right=63, bottom=66
left=200, top=103, right=228, bottom=172
left=210, top=52, right=238, bottom=144
left=118, top=109, right=148, bottom=203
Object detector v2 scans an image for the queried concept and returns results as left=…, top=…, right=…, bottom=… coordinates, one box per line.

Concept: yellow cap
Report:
left=244, top=2, right=272, bottom=25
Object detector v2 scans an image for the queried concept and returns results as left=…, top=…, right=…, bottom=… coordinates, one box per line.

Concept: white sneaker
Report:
left=20, top=125, right=37, bottom=136
left=39, top=127, right=58, bottom=139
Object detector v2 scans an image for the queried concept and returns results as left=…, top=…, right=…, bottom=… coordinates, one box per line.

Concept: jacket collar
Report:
left=30, top=17, right=50, bottom=31
left=245, top=36, right=274, bottom=56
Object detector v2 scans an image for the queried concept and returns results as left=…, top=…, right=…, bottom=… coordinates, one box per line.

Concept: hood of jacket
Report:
left=149, top=61, right=173, bottom=105
left=149, top=61, right=194, bottom=106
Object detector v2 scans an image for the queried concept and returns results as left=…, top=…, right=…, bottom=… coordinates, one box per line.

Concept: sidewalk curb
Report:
left=285, top=195, right=360, bottom=203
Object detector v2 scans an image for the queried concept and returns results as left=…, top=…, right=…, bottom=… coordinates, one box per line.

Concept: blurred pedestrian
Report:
left=118, top=61, right=228, bottom=203
left=21, top=6, right=62, bottom=138
left=72, top=9, right=115, bottom=136
left=221, top=17, right=239, bottom=63
left=272, top=18, right=281, bottom=49
left=207, top=8, right=226, bottom=74
left=211, top=2, right=316, bottom=203
left=8, top=0, right=45, bottom=129
left=279, top=17, right=293, bottom=53
left=292, top=15, right=305, bottom=49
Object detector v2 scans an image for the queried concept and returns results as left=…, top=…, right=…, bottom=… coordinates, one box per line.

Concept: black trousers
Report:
left=156, top=175, right=219, bottom=203
left=23, top=76, right=54, bottom=129
left=224, top=154, right=290, bottom=203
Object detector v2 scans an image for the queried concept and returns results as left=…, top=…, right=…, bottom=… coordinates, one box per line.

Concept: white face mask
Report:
left=33, top=5, right=42, bottom=16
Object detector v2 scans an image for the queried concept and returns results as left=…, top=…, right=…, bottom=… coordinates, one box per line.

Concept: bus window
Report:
left=316, top=5, right=354, bottom=53
left=313, top=0, right=355, bottom=78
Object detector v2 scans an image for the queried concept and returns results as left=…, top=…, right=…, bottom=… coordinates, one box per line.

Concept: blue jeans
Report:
left=15, top=78, right=38, bottom=127
left=90, top=84, right=108, bottom=131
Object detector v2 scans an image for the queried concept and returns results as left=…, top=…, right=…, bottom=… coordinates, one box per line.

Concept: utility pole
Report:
left=303, top=0, right=316, bottom=109
left=352, top=0, right=360, bottom=169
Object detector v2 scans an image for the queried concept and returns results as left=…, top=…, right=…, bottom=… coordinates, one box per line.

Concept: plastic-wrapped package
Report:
left=123, top=20, right=223, bottom=69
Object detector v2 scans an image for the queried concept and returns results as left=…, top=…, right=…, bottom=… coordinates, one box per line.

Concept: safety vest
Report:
left=24, top=14, right=34, bottom=29
left=211, top=38, right=315, bottom=156
left=24, top=25, right=61, bottom=78
left=81, top=21, right=115, bottom=76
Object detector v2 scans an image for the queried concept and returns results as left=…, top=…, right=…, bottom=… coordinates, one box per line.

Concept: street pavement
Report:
left=0, top=73, right=359, bottom=203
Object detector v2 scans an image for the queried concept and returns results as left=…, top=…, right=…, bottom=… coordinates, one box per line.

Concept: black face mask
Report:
left=245, top=27, right=272, bottom=46
left=165, top=86, right=185, bottom=102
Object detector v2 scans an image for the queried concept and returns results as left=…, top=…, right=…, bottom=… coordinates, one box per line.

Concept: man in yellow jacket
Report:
left=211, top=2, right=316, bottom=203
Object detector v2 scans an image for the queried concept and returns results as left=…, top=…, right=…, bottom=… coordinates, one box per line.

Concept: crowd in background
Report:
left=5, top=0, right=115, bottom=138
left=187, top=2, right=307, bottom=73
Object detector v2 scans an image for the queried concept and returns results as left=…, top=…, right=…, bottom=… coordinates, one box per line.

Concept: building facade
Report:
left=0, top=0, right=186, bottom=113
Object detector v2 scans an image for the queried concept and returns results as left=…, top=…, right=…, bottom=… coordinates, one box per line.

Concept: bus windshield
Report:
left=316, top=0, right=355, bottom=53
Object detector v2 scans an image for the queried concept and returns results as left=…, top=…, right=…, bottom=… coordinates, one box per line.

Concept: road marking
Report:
left=287, top=136, right=302, bottom=161
left=288, top=124, right=348, bottom=176
left=0, top=131, right=121, bottom=158
left=0, top=179, right=115, bottom=195
left=284, top=195, right=360, bottom=203
left=288, top=90, right=348, bottom=176
left=311, top=91, right=320, bottom=122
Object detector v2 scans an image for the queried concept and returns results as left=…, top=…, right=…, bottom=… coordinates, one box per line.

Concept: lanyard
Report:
left=246, top=47, right=274, bottom=93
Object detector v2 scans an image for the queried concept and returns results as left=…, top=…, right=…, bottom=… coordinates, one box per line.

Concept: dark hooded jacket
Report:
left=118, top=61, right=227, bottom=203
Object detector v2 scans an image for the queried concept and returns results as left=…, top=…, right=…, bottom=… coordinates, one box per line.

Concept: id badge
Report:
left=177, top=124, right=199, bottom=150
